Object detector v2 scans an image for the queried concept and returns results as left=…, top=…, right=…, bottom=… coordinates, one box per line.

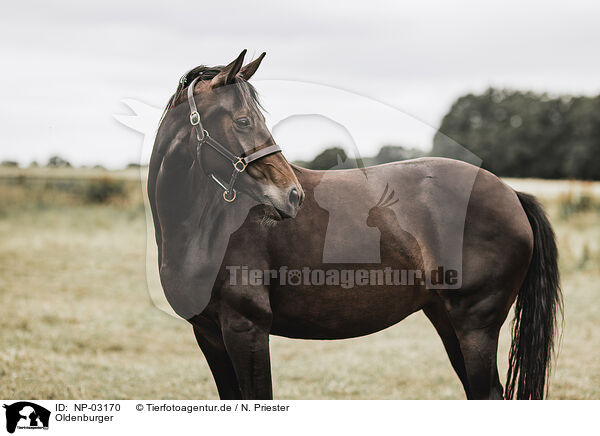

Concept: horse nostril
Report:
left=289, top=187, right=300, bottom=208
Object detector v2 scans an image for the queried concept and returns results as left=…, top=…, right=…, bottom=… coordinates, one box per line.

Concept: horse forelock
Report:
left=160, top=65, right=262, bottom=125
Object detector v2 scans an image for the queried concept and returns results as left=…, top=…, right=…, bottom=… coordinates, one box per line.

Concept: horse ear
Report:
left=211, top=49, right=247, bottom=89
left=239, top=52, right=266, bottom=80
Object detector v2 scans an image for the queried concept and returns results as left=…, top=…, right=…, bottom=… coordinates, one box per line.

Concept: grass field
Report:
left=1, top=167, right=599, bottom=399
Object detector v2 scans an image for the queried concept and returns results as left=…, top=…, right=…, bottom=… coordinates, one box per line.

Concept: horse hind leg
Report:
left=454, top=325, right=504, bottom=399
left=447, top=305, right=504, bottom=400
left=423, top=302, right=472, bottom=398
left=192, top=320, right=242, bottom=400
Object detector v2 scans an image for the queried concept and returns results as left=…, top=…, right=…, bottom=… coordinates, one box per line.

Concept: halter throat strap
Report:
left=186, top=76, right=281, bottom=202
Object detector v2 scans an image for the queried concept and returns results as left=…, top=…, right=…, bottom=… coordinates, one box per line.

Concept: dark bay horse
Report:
left=148, top=50, right=562, bottom=400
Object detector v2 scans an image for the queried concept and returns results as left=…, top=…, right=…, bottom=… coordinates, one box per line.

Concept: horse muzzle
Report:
left=264, top=184, right=304, bottom=219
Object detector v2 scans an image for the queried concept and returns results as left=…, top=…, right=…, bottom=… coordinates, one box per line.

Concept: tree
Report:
left=307, top=147, right=349, bottom=170
left=432, top=88, right=600, bottom=180
left=375, top=145, right=425, bottom=164
left=47, top=155, right=71, bottom=168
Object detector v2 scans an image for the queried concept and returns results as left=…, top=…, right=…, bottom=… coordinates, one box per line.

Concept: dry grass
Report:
left=0, top=169, right=598, bottom=399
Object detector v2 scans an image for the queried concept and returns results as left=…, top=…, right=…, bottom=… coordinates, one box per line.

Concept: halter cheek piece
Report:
left=187, top=77, right=282, bottom=202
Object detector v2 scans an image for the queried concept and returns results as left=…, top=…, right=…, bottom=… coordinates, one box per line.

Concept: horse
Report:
left=148, top=50, right=562, bottom=400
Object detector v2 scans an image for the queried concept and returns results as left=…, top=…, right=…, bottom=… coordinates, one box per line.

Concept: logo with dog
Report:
left=3, top=402, right=50, bottom=433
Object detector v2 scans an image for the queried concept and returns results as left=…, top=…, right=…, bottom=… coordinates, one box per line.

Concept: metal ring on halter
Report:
left=223, top=190, right=237, bottom=202
left=233, top=157, right=247, bottom=172
left=190, top=111, right=200, bottom=126
left=195, top=128, right=209, bottom=142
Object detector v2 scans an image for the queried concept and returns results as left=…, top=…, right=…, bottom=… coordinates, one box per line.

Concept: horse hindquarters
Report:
left=425, top=178, right=535, bottom=399
left=429, top=190, right=560, bottom=400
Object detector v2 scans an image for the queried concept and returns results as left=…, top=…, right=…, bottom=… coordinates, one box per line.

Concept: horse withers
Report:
left=148, top=50, right=562, bottom=400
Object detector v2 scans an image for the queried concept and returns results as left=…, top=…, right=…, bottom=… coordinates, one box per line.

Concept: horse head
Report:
left=165, top=50, right=304, bottom=221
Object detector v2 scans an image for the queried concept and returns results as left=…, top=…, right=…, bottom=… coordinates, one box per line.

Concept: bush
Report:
left=84, top=178, right=126, bottom=204
left=558, top=192, right=600, bottom=220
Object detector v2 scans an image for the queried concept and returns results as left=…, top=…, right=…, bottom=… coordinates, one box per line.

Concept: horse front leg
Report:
left=192, top=317, right=242, bottom=400
left=219, top=292, right=273, bottom=400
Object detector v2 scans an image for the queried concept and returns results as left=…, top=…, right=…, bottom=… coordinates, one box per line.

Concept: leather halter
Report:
left=187, top=77, right=282, bottom=202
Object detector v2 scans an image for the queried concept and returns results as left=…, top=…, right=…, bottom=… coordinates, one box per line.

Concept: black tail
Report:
left=505, top=192, right=563, bottom=399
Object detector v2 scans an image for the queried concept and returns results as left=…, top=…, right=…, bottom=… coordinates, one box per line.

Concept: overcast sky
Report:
left=2, top=0, right=600, bottom=168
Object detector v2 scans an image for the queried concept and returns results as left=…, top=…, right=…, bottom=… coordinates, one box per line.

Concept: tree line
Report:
left=3, top=88, right=597, bottom=179
left=299, top=88, right=599, bottom=180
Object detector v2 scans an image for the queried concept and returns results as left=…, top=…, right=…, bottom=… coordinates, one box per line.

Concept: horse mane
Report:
left=160, top=64, right=263, bottom=125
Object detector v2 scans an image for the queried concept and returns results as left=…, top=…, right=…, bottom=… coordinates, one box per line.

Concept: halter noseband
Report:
left=187, top=76, right=282, bottom=202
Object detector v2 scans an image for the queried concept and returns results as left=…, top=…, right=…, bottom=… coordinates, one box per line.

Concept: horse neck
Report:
left=151, top=110, right=261, bottom=267
left=151, top=114, right=223, bottom=228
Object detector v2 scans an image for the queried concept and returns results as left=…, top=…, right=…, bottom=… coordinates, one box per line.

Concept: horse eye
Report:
left=235, top=117, right=251, bottom=128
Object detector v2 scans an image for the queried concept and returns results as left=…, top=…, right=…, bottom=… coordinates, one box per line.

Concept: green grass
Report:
left=0, top=169, right=598, bottom=399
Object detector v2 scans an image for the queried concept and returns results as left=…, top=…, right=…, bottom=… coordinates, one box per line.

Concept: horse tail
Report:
left=505, top=191, right=563, bottom=399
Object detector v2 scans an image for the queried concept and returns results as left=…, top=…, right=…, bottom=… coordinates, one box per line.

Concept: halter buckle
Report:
left=189, top=111, right=200, bottom=126
left=233, top=157, right=247, bottom=172
left=223, top=190, right=237, bottom=202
